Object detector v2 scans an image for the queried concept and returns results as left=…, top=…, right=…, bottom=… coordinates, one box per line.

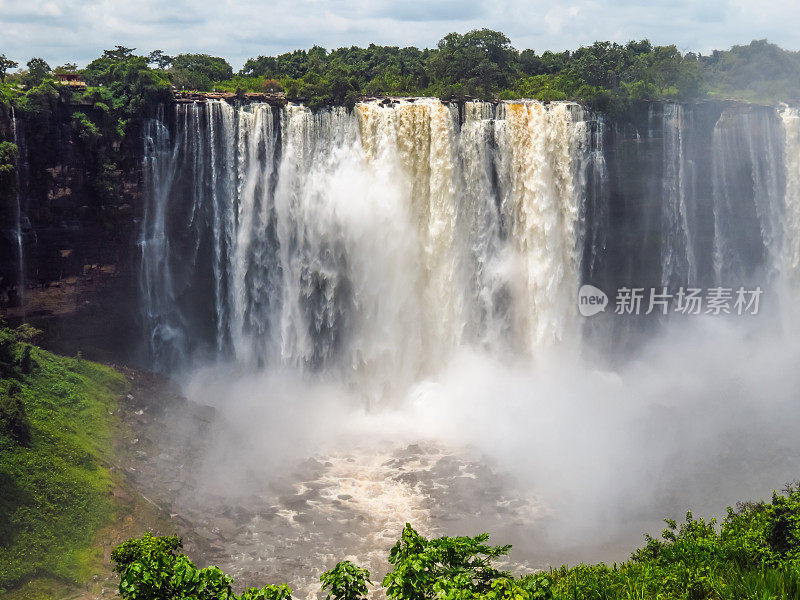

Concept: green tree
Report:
left=148, top=50, right=173, bottom=69
left=24, top=57, right=51, bottom=87
left=0, top=55, right=18, bottom=83
left=320, top=561, right=371, bottom=600
left=240, top=55, right=278, bottom=77
left=103, top=45, right=135, bottom=61
left=54, top=62, right=78, bottom=73
left=428, top=29, right=517, bottom=98
left=171, top=53, right=233, bottom=82
left=383, top=524, right=511, bottom=600
left=83, top=49, right=171, bottom=119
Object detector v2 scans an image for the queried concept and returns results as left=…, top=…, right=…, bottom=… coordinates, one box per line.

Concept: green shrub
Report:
left=320, top=560, right=371, bottom=600
left=108, top=485, right=800, bottom=600
left=383, top=524, right=511, bottom=600
left=111, top=532, right=183, bottom=573
left=112, top=534, right=293, bottom=600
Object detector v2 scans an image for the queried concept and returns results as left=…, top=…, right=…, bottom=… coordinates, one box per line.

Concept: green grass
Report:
left=0, top=325, right=127, bottom=592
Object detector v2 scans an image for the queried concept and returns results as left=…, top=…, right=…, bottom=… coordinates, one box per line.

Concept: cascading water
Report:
left=141, top=99, right=595, bottom=385
left=136, top=99, right=800, bottom=591
left=141, top=99, right=800, bottom=371
left=661, top=103, right=696, bottom=289
left=711, top=107, right=785, bottom=286
left=10, top=107, right=25, bottom=308
left=780, top=105, right=800, bottom=288
left=140, top=110, right=185, bottom=369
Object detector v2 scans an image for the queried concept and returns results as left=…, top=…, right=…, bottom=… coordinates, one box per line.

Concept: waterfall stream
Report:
left=10, top=107, right=25, bottom=309
left=136, top=99, right=800, bottom=590
left=141, top=99, right=595, bottom=383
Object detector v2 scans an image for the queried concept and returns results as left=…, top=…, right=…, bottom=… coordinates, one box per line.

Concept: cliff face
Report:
left=1, top=103, right=145, bottom=362
left=586, top=101, right=783, bottom=288
left=0, top=99, right=788, bottom=364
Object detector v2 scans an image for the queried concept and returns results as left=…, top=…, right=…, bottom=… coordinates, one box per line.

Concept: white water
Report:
left=10, top=107, right=24, bottom=307
left=711, top=107, right=785, bottom=286
left=141, top=99, right=591, bottom=384
left=138, top=100, right=800, bottom=590
left=780, top=105, right=800, bottom=287
left=661, top=103, right=696, bottom=288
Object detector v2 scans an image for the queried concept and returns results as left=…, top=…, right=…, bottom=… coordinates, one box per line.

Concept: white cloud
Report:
left=0, top=0, right=796, bottom=69
left=544, top=5, right=581, bottom=35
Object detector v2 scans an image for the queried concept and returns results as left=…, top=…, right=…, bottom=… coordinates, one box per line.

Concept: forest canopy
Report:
left=1, top=31, right=800, bottom=114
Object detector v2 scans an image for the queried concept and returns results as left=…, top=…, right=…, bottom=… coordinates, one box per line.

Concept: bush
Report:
left=106, top=484, right=800, bottom=600
left=111, top=532, right=183, bottom=573
left=112, top=533, right=295, bottom=600
left=320, top=561, right=371, bottom=600
left=383, top=524, right=511, bottom=600
left=263, top=78, right=283, bottom=93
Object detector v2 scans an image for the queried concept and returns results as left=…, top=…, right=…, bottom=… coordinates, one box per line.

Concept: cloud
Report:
left=0, top=0, right=797, bottom=69
left=370, top=0, right=487, bottom=22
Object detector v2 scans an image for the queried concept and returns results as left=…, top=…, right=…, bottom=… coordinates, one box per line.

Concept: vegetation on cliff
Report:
left=0, top=33, right=796, bottom=198
left=0, top=46, right=171, bottom=266
left=1, top=32, right=799, bottom=116
left=0, top=324, right=127, bottom=592
left=111, top=484, right=800, bottom=600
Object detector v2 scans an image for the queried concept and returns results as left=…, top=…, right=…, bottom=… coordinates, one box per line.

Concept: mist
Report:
left=129, top=99, right=800, bottom=592
left=172, top=307, right=800, bottom=574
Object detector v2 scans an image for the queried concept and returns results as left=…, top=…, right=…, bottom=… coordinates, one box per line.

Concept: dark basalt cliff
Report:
left=0, top=102, right=145, bottom=361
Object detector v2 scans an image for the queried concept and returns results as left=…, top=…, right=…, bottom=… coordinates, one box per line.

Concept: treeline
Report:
left=2, top=31, right=800, bottom=114
left=111, top=483, right=800, bottom=600
left=236, top=34, right=800, bottom=110
left=0, top=32, right=798, bottom=236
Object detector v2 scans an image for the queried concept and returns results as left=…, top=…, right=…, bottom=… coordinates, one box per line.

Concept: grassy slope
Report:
left=0, top=328, right=127, bottom=592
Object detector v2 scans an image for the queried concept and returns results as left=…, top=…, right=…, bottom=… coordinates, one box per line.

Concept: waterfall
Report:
left=495, top=102, right=587, bottom=351
left=780, top=105, right=800, bottom=287
left=10, top=107, right=24, bottom=309
left=711, top=107, right=784, bottom=286
left=579, top=112, right=608, bottom=284
left=456, top=102, right=508, bottom=350
left=661, top=103, right=696, bottom=288
left=140, top=109, right=186, bottom=369
left=141, top=99, right=594, bottom=384
left=141, top=98, right=800, bottom=383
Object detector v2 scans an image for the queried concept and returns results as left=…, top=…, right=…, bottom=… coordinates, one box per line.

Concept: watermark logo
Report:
left=577, top=285, right=763, bottom=316
left=578, top=284, right=608, bottom=317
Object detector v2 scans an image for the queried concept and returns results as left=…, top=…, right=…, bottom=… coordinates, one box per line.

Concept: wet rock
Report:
left=293, top=513, right=313, bottom=524
left=280, top=495, right=309, bottom=510
left=196, top=527, right=220, bottom=542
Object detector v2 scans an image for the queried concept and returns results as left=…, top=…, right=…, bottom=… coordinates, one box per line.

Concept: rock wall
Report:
left=0, top=99, right=787, bottom=364
left=1, top=101, right=144, bottom=362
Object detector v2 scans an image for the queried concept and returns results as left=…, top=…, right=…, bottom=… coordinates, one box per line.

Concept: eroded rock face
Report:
left=1, top=103, right=144, bottom=362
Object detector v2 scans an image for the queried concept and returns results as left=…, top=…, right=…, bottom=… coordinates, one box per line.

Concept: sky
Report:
left=1, top=0, right=799, bottom=70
